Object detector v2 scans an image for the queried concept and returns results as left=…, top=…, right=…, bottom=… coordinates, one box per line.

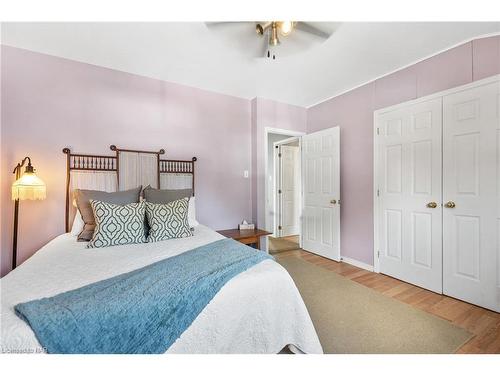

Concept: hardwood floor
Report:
left=274, top=248, right=500, bottom=354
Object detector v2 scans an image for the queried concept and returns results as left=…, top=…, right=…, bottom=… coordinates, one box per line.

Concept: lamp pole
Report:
left=12, top=157, right=31, bottom=270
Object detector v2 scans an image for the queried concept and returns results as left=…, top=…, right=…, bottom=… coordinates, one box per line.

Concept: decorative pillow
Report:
left=88, top=200, right=146, bottom=248
left=70, top=209, right=85, bottom=236
left=143, top=186, right=198, bottom=227
left=145, top=198, right=193, bottom=243
left=143, top=186, right=192, bottom=204
left=188, top=197, right=199, bottom=227
left=74, top=187, right=142, bottom=242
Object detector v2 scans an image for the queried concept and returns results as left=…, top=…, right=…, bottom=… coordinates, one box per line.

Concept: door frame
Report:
left=264, top=127, right=305, bottom=238
left=273, top=136, right=302, bottom=239
left=373, top=74, right=500, bottom=273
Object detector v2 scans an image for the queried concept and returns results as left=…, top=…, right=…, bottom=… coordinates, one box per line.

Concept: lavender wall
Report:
left=0, top=46, right=254, bottom=276
left=307, top=36, right=500, bottom=266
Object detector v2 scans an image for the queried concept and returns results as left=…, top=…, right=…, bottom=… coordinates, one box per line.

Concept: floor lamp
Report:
left=11, top=157, right=46, bottom=270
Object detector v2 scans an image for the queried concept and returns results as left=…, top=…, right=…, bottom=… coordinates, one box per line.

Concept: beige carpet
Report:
left=278, top=257, right=474, bottom=354
left=268, top=236, right=300, bottom=254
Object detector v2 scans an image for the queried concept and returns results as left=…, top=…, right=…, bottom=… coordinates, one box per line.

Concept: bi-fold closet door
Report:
left=442, top=82, right=499, bottom=312
left=377, top=98, right=443, bottom=294
left=376, top=80, right=499, bottom=312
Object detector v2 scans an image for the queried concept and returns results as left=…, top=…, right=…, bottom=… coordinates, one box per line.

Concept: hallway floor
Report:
left=268, top=235, right=300, bottom=254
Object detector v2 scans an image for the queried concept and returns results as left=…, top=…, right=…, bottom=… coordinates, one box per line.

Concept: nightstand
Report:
left=217, top=228, right=272, bottom=250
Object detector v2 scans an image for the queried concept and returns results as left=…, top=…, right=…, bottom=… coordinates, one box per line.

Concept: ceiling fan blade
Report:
left=295, top=22, right=331, bottom=39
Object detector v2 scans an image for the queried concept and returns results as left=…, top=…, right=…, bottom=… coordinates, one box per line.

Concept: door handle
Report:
left=426, top=202, right=438, bottom=208
left=330, top=199, right=337, bottom=205
left=444, top=201, right=456, bottom=208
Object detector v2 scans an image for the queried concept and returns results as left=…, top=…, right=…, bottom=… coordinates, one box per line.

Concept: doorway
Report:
left=270, top=137, right=301, bottom=254
left=264, top=128, right=304, bottom=254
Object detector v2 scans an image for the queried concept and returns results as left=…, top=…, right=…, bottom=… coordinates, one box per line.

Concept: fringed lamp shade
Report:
left=12, top=172, right=46, bottom=201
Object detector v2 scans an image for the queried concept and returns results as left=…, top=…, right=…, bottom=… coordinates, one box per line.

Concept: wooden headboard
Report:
left=62, top=145, right=197, bottom=232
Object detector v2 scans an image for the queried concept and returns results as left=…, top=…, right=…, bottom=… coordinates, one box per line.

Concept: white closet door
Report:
left=377, top=98, right=443, bottom=293
left=443, top=82, right=500, bottom=312
left=302, top=127, right=340, bottom=261
left=280, top=145, right=300, bottom=237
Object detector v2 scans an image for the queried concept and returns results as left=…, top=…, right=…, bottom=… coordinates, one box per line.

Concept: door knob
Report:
left=444, top=201, right=456, bottom=208
left=426, top=202, right=438, bottom=208
left=330, top=199, right=337, bottom=204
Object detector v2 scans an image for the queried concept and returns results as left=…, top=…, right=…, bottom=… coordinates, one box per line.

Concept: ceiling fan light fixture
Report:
left=279, top=21, right=294, bottom=36
left=256, top=22, right=273, bottom=35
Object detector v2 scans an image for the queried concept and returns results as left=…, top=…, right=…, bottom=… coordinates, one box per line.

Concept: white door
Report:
left=302, top=127, right=340, bottom=261
left=443, top=82, right=500, bottom=312
left=279, top=145, right=300, bottom=237
left=377, top=98, right=443, bottom=293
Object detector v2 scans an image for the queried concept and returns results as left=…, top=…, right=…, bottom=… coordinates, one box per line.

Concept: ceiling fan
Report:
left=255, top=21, right=330, bottom=59
left=206, top=21, right=333, bottom=60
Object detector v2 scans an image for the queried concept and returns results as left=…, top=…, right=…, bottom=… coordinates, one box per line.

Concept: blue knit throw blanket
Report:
left=15, top=238, right=273, bottom=354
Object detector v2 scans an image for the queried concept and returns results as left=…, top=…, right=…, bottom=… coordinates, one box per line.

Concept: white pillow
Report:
left=188, top=197, right=199, bottom=227
left=70, top=209, right=85, bottom=236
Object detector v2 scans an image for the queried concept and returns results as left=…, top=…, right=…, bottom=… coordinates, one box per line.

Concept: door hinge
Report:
left=377, top=251, right=380, bottom=258
left=278, top=189, right=282, bottom=194
left=278, top=153, right=282, bottom=157
left=376, top=127, right=380, bottom=135
left=278, top=225, right=282, bottom=230
left=377, top=189, right=380, bottom=197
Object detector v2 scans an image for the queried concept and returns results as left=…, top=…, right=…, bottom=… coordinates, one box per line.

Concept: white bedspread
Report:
left=0, top=225, right=322, bottom=354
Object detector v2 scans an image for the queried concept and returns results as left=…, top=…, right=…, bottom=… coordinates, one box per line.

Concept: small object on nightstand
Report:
left=217, top=228, right=271, bottom=250
left=238, top=219, right=255, bottom=230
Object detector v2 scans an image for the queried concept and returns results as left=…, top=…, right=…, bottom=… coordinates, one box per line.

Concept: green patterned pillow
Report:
left=88, top=200, right=147, bottom=248
left=145, top=198, right=193, bottom=242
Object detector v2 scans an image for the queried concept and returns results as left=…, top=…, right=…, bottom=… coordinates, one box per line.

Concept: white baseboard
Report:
left=340, top=256, right=374, bottom=272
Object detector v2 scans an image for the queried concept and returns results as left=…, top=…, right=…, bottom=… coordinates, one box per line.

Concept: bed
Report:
left=0, top=146, right=322, bottom=354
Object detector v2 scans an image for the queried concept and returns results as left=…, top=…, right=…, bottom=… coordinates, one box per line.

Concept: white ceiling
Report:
left=2, top=22, right=500, bottom=107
